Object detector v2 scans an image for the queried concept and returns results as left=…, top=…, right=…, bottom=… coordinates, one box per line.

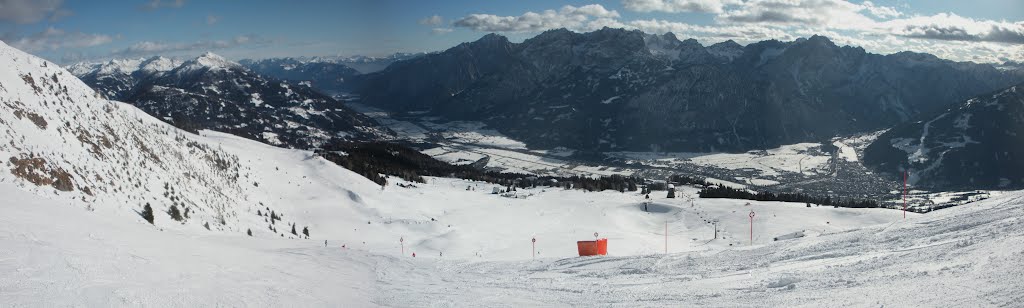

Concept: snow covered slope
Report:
left=0, top=183, right=378, bottom=306
left=377, top=189, right=1024, bottom=307
left=0, top=40, right=312, bottom=234
left=4, top=130, right=1023, bottom=306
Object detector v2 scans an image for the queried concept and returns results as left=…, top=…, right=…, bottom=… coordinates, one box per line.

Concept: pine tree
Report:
left=302, top=226, right=309, bottom=238
left=247, top=229, right=253, bottom=236
left=291, top=223, right=297, bottom=236
left=141, top=203, right=155, bottom=225
left=167, top=205, right=183, bottom=222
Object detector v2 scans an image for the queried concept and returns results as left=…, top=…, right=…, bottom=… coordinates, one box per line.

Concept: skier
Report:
left=324, top=240, right=327, bottom=247
left=412, top=252, right=416, bottom=257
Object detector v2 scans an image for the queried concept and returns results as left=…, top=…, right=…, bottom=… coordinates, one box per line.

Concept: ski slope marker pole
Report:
left=400, top=237, right=404, bottom=255
left=532, top=237, right=536, bottom=259
left=749, top=211, right=755, bottom=245
left=665, top=220, right=668, bottom=254
left=903, top=171, right=908, bottom=219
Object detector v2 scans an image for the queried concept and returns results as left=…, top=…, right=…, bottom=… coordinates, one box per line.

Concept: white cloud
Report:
left=420, top=15, right=444, bottom=26
left=861, top=1, right=901, bottom=19
left=622, top=0, right=739, bottom=14
left=0, top=0, right=67, bottom=24
left=718, top=0, right=878, bottom=30
left=5, top=27, right=114, bottom=52
left=141, top=0, right=185, bottom=11
left=431, top=28, right=454, bottom=35
left=110, top=35, right=267, bottom=58
left=449, top=2, right=1022, bottom=63
left=882, top=13, right=1024, bottom=44
left=453, top=4, right=620, bottom=32
left=629, top=18, right=793, bottom=42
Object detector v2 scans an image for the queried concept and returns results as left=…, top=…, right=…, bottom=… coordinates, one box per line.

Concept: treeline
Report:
left=697, top=184, right=879, bottom=208
left=317, top=141, right=642, bottom=192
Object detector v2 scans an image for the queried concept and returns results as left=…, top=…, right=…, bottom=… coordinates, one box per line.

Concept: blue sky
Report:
left=0, top=0, right=1021, bottom=64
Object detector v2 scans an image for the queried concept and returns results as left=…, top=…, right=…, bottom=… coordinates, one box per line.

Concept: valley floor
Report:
left=3, top=132, right=1023, bottom=307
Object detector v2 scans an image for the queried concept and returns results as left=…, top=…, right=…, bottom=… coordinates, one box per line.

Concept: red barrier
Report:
left=577, top=238, right=608, bottom=256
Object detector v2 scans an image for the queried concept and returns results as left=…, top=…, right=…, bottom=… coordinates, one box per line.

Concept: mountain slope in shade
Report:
left=0, top=40, right=318, bottom=235
left=864, top=83, right=1024, bottom=190
left=355, top=28, right=1023, bottom=152
left=239, top=57, right=361, bottom=95
left=70, top=52, right=390, bottom=149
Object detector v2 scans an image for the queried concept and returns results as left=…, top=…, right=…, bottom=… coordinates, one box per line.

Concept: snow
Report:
left=419, top=121, right=527, bottom=150
left=833, top=140, right=859, bottom=162
left=609, top=143, right=831, bottom=177
left=250, top=92, right=263, bottom=106
left=177, top=52, right=241, bottom=73
left=4, top=40, right=1024, bottom=306
left=139, top=56, right=180, bottom=73
left=261, top=131, right=281, bottom=145
left=600, top=95, right=621, bottom=104
left=0, top=183, right=377, bottom=306
left=68, top=56, right=182, bottom=77
left=349, top=102, right=628, bottom=176
left=6, top=135, right=1024, bottom=306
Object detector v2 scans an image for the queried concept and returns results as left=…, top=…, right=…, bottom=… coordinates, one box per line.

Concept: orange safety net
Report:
left=577, top=238, right=608, bottom=256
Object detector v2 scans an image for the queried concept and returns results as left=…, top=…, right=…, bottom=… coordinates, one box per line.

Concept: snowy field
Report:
left=5, top=131, right=1023, bottom=306
left=349, top=102, right=632, bottom=177
left=609, top=143, right=832, bottom=178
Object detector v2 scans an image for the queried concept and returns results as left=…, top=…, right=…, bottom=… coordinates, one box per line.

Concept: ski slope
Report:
left=201, top=131, right=906, bottom=260
left=5, top=128, right=1023, bottom=306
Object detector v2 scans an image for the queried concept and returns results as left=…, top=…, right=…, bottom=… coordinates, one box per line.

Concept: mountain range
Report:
left=64, top=28, right=1024, bottom=191
left=69, top=53, right=388, bottom=149
left=238, top=58, right=362, bottom=95
left=354, top=28, right=1024, bottom=153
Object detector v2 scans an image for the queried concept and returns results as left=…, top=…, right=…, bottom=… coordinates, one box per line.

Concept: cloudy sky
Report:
left=0, top=0, right=1021, bottom=64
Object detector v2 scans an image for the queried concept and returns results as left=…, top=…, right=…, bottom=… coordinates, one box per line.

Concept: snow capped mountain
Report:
left=356, top=28, right=1024, bottom=152
left=70, top=52, right=390, bottom=149
left=0, top=40, right=308, bottom=233
left=139, top=55, right=179, bottom=73
left=864, top=82, right=1024, bottom=190
left=67, top=56, right=181, bottom=100
left=176, top=52, right=241, bottom=73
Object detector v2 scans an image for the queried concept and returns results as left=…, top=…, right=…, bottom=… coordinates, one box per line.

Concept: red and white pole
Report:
left=749, top=211, right=755, bottom=245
